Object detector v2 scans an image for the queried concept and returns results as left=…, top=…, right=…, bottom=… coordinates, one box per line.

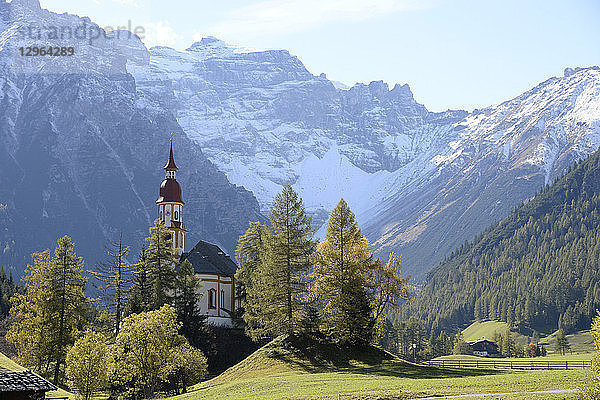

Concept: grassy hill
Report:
left=462, top=320, right=509, bottom=342
left=462, top=321, right=531, bottom=348
left=0, top=352, right=26, bottom=372
left=460, top=321, right=594, bottom=356
left=209, top=334, right=416, bottom=384
left=169, top=334, right=590, bottom=400
left=542, top=330, right=595, bottom=354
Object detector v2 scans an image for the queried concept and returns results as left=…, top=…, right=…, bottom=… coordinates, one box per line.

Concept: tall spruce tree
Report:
left=8, top=236, right=88, bottom=384
left=556, top=329, right=571, bottom=355
left=310, top=199, right=374, bottom=344
left=174, top=260, right=205, bottom=346
left=125, top=245, right=153, bottom=315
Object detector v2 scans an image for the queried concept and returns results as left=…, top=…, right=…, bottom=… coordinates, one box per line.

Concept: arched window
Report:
left=159, top=210, right=163, bottom=220
left=174, top=211, right=178, bottom=220
left=208, top=289, right=216, bottom=309
left=221, top=290, right=225, bottom=309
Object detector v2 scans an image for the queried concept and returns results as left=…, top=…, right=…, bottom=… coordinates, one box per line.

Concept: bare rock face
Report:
left=2, top=1, right=600, bottom=280
left=0, top=0, right=262, bottom=275
left=365, top=67, right=600, bottom=278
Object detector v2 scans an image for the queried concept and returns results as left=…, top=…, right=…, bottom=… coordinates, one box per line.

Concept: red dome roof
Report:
left=156, top=179, right=184, bottom=204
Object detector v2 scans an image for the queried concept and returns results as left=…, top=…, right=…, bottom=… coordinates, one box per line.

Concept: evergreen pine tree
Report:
left=502, top=328, right=515, bottom=357
left=174, top=260, right=205, bottom=346
left=453, top=333, right=471, bottom=355
left=125, top=245, right=153, bottom=315
left=237, top=186, right=314, bottom=339
left=235, top=222, right=270, bottom=334
left=556, top=329, right=571, bottom=355
left=266, top=185, right=315, bottom=334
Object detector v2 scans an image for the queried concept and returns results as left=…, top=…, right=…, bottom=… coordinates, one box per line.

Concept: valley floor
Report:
left=41, top=333, right=595, bottom=400
left=170, top=367, right=589, bottom=400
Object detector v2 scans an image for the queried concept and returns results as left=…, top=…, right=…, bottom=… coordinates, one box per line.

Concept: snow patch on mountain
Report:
left=129, top=37, right=600, bottom=268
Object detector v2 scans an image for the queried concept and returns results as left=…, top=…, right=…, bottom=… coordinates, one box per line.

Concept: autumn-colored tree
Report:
left=66, top=330, right=109, bottom=400
left=369, top=252, right=410, bottom=342
left=169, top=342, right=209, bottom=394
left=8, top=251, right=52, bottom=373
left=310, top=199, right=374, bottom=344
left=582, top=312, right=600, bottom=399
left=111, top=304, right=206, bottom=398
left=8, top=236, right=89, bottom=384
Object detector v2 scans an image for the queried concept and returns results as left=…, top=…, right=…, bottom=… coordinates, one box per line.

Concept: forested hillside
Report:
left=404, top=148, right=600, bottom=335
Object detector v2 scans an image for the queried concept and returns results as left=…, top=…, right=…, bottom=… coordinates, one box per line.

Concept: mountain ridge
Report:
left=0, top=0, right=263, bottom=275
left=131, top=35, right=600, bottom=278
left=1, top=0, right=599, bottom=280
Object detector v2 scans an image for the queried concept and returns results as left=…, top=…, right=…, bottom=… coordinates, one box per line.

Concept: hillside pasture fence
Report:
left=425, top=359, right=591, bottom=370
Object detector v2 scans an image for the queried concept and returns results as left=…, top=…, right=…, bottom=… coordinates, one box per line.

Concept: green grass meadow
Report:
left=2, top=327, right=595, bottom=400
left=166, top=334, right=592, bottom=400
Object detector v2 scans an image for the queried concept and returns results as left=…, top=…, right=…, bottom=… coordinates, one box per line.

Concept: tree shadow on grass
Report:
left=264, top=334, right=504, bottom=379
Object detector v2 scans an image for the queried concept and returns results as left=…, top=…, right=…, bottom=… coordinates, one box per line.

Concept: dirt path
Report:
left=420, top=388, right=577, bottom=399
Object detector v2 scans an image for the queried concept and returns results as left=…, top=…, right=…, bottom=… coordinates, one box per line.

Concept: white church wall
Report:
left=195, top=273, right=234, bottom=318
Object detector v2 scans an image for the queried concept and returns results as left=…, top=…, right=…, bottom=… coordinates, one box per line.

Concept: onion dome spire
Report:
left=157, top=138, right=183, bottom=204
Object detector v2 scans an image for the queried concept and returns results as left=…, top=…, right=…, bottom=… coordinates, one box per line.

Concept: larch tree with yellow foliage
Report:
left=8, top=236, right=89, bottom=385
left=310, top=199, right=409, bottom=344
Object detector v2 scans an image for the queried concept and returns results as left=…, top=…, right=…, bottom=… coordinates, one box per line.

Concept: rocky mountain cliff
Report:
left=0, top=0, right=262, bottom=275
left=1, top=0, right=599, bottom=280
left=131, top=37, right=600, bottom=279
left=367, top=66, right=600, bottom=278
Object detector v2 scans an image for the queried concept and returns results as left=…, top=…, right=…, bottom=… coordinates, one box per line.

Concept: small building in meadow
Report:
left=468, top=339, right=499, bottom=357
left=0, top=371, right=57, bottom=400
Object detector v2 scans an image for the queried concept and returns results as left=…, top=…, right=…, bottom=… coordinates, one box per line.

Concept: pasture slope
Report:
left=461, top=320, right=594, bottom=355
left=168, top=334, right=590, bottom=400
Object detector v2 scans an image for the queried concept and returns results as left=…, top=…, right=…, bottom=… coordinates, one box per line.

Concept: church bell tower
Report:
left=156, top=140, right=186, bottom=255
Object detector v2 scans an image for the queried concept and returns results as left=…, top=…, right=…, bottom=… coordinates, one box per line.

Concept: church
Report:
left=156, top=142, right=237, bottom=326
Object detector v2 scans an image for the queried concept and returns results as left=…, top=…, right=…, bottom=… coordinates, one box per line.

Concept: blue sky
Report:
left=39, top=0, right=600, bottom=111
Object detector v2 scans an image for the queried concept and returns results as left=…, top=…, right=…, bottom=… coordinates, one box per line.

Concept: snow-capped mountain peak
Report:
left=131, top=40, right=600, bottom=278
